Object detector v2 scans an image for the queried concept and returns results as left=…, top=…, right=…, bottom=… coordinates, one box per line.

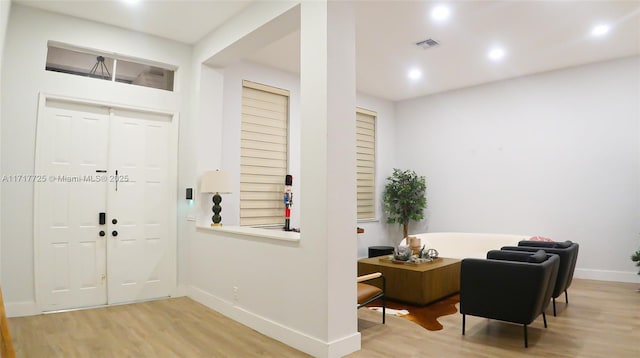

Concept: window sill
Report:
left=196, top=225, right=300, bottom=242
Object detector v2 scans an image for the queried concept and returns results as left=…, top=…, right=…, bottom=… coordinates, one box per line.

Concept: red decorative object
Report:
left=528, top=236, right=554, bottom=242
left=284, top=175, right=293, bottom=231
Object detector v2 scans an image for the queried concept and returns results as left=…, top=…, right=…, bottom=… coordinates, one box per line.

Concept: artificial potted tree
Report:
left=383, top=168, right=427, bottom=250
left=632, top=248, right=640, bottom=292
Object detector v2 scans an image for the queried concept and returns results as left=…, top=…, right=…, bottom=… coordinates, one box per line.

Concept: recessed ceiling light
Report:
left=591, top=24, right=610, bottom=37
left=408, top=69, right=422, bottom=80
left=431, top=5, right=451, bottom=22
left=121, top=0, right=140, bottom=5
left=488, top=48, right=506, bottom=61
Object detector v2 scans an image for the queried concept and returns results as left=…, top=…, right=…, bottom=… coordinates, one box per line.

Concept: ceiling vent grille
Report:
left=416, top=38, right=440, bottom=49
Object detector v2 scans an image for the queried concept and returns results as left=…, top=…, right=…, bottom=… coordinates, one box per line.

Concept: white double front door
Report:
left=35, top=97, right=176, bottom=311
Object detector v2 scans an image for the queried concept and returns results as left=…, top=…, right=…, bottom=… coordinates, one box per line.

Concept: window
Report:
left=356, top=108, right=376, bottom=220
left=240, top=80, right=289, bottom=227
left=45, top=43, right=175, bottom=91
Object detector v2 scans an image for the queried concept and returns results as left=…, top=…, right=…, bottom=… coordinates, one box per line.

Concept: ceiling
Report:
left=14, top=0, right=254, bottom=44
left=14, top=1, right=640, bottom=101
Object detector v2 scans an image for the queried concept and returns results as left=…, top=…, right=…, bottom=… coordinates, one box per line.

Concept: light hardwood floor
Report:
left=8, top=297, right=310, bottom=357
left=352, top=279, right=640, bottom=358
left=7, top=279, right=640, bottom=357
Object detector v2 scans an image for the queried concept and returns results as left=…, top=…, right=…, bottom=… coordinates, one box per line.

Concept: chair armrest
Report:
left=357, top=272, right=382, bottom=283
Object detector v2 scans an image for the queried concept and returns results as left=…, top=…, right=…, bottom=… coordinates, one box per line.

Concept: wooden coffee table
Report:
left=357, top=256, right=461, bottom=305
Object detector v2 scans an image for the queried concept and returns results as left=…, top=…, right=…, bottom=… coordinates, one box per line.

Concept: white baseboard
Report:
left=5, top=301, right=39, bottom=317
left=6, top=286, right=190, bottom=318
left=327, top=332, right=361, bottom=358
left=187, top=285, right=360, bottom=357
left=574, top=268, right=640, bottom=283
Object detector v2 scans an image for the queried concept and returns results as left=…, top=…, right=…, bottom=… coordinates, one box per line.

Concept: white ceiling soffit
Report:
left=203, top=3, right=300, bottom=68
left=246, top=1, right=640, bottom=101
left=13, top=1, right=640, bottom=101
left=14, top=0, right=255, bottom=44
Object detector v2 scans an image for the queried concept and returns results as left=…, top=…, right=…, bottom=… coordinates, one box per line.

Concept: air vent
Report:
left=416, top=38, right=440, bottom=49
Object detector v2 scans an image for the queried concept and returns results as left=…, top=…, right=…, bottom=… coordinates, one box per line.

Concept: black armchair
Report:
left=502, top=240, right=579, bottom=316
left=460, top=250, right=560, bottom=347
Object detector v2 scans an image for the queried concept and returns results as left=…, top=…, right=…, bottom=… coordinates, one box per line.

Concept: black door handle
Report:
left=99, top=213, right=106, bottom=225
left=99, top=231, right=105, bottom=237
left=112, top=219, right=118, bottom=225
left=112, top=231, right=118, bottom=237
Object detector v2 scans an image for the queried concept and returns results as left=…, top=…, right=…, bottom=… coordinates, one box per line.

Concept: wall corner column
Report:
left=300, top=1, right=359, bottom=356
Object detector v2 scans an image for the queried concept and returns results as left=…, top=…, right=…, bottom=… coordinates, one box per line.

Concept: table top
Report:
left=358, top=256, right=461, bottom=272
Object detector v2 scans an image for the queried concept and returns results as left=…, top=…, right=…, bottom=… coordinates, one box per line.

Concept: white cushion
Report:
left=411, top=232, right=529, bottom=259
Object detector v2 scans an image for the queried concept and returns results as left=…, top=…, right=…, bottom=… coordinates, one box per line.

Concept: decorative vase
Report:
left=393, top=246, right=413, bottom=261
left=409, top=237, right=421, bottom=255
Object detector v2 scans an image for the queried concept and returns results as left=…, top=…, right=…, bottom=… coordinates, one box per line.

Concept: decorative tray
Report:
left=378, top=256, right=442, bottom=266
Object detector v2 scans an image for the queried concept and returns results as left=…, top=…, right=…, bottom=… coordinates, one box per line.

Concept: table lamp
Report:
left=200, top=170, right=232, bottom=226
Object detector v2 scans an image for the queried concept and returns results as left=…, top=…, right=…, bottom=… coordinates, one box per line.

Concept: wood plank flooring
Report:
left=7, top=279, right=640, bottom=357
left=8, top=297, right=310, bottom=357
left=351, top=279, right=640, bottom=358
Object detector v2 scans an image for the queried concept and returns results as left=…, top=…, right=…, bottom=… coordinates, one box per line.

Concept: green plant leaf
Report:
left=382, top=168, right=427, bottom=237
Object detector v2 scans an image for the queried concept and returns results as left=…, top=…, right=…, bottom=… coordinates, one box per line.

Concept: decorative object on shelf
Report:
left=418, top=245, right=425, bottom=258
left=383, top=168, right=427, bottom=244
left=423, top=248, right=439, bottom=260
left=409, top=236, right=423, bottom=255
left=283, top=174, right=293, bottom=231
left=393, top=245, right=413, bottom=261
left=379, top=256, right=439, bottom=265
left=200, top=170, right=232, bottom=227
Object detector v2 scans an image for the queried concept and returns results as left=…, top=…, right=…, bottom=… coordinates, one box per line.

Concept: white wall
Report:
left=189, top=62, right=401, bottom=356
left=395, top=57, right=640, bottom=282
left=0, top=0, right=9, bottom=74
left=186, top=3, right=372, bottom=356
left=187, top=60, right=395, bottom=358
left=0, top=0, right=11, bottom=285
left=0, top=5, right=192, bottom=311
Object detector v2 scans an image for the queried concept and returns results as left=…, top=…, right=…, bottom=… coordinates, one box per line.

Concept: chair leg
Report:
left=382, top=276, right=386, bottom=324
left=565, top=290, right=569, bottom=304
left=552, top=297, right=557, bottom=316
left=523, top=324, right=528, bottom=348
left=462, top=314, right=466, bottom=335
left=542, top=312, right=547, bottom=328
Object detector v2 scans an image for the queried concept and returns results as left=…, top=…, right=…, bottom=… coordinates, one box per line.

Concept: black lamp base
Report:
left=211, top=192, right=223, bottom=226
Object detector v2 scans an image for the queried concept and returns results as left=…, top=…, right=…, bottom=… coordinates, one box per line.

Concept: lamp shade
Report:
left=200, top=170, right=232, bottom=194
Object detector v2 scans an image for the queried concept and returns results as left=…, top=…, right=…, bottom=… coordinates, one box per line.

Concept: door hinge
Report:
left=101, top=274, right=107, bottom=283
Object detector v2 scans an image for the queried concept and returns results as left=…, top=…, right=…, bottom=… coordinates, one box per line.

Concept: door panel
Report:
left=36, top=101, right=109, bottom=311
left=107, top=114, right=172, bottom=304
left=35, top=98, right=175, bottom=311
